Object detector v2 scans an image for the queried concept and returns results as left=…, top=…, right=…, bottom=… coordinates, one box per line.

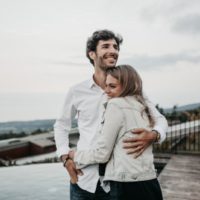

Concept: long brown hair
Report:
left=106, top=65, right=155, bottom=127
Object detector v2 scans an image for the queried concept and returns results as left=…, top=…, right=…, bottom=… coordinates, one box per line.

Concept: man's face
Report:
left=91, top=39, right=119, bottom=70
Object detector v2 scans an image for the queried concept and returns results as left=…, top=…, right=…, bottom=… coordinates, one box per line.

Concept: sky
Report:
left=0, top=0, right=200, bottom=122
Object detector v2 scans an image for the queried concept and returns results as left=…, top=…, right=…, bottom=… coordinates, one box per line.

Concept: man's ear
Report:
left=88, top=51, right=95, bottom=60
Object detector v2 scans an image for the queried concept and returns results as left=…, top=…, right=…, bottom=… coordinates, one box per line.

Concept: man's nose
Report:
left=109, top=46, right=118, bottom=54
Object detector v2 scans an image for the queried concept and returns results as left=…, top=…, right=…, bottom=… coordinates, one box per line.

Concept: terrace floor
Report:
left=159, top=154, right=200, bottom=200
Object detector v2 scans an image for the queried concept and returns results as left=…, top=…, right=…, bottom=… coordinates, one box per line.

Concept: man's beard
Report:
left=98, top=57, right=117, bottom=71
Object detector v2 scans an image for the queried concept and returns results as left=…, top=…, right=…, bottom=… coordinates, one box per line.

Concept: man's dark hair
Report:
left=86, top=29, right=123, bottom=65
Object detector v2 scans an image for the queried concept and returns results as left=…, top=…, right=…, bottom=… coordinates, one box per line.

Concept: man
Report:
left=54, top=30, right=168, bottom=200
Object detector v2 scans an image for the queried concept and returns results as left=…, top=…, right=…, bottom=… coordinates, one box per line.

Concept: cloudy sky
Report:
left=0, top=0, right=200, bottom=121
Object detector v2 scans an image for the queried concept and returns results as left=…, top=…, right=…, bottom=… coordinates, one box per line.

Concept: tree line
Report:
left=0, top=128, right=52, bottom=140
left=156, top=104, right=200, bottom=125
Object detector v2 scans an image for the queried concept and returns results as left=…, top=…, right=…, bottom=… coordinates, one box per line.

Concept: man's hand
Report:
left=62, top=154, right=83, bottom=184
left=123, top=128, right=156, bottom=158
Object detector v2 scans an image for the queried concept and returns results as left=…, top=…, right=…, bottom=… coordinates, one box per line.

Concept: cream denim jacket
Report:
left=74, top=96, right=157, bottom=182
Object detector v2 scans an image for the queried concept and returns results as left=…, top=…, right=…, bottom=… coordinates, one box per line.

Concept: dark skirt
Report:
left=109, top=179, right=163, bottom=200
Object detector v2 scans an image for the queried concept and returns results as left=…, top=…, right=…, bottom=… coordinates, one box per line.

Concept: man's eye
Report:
left=114, top=45, right=119, bottom=50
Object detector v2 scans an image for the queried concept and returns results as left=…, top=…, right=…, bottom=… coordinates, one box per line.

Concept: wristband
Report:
left=62, top=155, right=70, bottom=167
left=152, top=130, right=160, bottom=142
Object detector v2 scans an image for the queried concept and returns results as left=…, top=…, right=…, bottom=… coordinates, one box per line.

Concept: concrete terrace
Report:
left=159, top=155, right=200, bottom=200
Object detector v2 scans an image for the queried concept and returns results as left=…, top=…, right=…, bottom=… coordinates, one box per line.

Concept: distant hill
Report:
left=0, top=118, right=78, bottom=135
left=0, top=102, right=199, bottom=134
left=0, top=119, right=55, bottom=134
left=164, top=103, right=200, bottom=114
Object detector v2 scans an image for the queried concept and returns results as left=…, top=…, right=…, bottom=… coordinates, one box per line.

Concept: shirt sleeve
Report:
left=146, top=100, right=168, bottom=143
left=54, top=88, right=77, bottom=157
left=74, top=102, right=123, bottom=167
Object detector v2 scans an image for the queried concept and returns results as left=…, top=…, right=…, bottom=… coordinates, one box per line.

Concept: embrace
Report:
left=54, top=30, right=168, bottom=200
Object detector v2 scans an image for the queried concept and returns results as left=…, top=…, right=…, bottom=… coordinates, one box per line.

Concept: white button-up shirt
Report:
left=54, top=77, right=168, bottom=193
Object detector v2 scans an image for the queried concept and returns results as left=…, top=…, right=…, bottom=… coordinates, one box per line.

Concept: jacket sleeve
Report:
left=146, top=100, right=168, bottom=143
left=54, top=88, right=77, bottom=157
left=74, top=103, right=123, bottom=166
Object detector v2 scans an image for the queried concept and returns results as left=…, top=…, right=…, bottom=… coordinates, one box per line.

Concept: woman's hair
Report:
left=106, top=65, right=155, bottom=127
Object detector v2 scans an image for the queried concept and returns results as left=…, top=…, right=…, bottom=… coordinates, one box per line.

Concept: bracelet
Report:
left=62, top=155, right=70, bottom=167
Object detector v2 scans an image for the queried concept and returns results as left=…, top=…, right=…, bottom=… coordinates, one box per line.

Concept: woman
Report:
left=69, top=65, right=163, bottom=200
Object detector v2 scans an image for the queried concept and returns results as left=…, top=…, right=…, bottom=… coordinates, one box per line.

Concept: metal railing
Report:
left=153, top=117, right=200, bottom=154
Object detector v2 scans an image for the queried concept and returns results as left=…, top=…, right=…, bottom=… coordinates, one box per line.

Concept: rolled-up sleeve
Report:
left=146, top=100, right=168, bottom=143
left=54, top=88, right=77, bottom=157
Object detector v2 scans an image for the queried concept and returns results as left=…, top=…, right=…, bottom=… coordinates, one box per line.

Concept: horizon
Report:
left=0, top=93, right=199, bottom=123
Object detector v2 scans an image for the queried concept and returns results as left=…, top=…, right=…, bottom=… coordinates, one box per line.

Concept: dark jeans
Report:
left=70, top=180, right=110, bottom=200
left=110, top=179, right=163, bottom=200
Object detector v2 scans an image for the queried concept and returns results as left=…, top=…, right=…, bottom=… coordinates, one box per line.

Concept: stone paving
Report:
left=0, top=163, right=69, bottom=200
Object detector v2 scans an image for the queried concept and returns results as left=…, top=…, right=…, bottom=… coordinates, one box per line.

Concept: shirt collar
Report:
left=88, top=75, right=103, bottom=89
left=88, top=75, right=106, bottom=96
